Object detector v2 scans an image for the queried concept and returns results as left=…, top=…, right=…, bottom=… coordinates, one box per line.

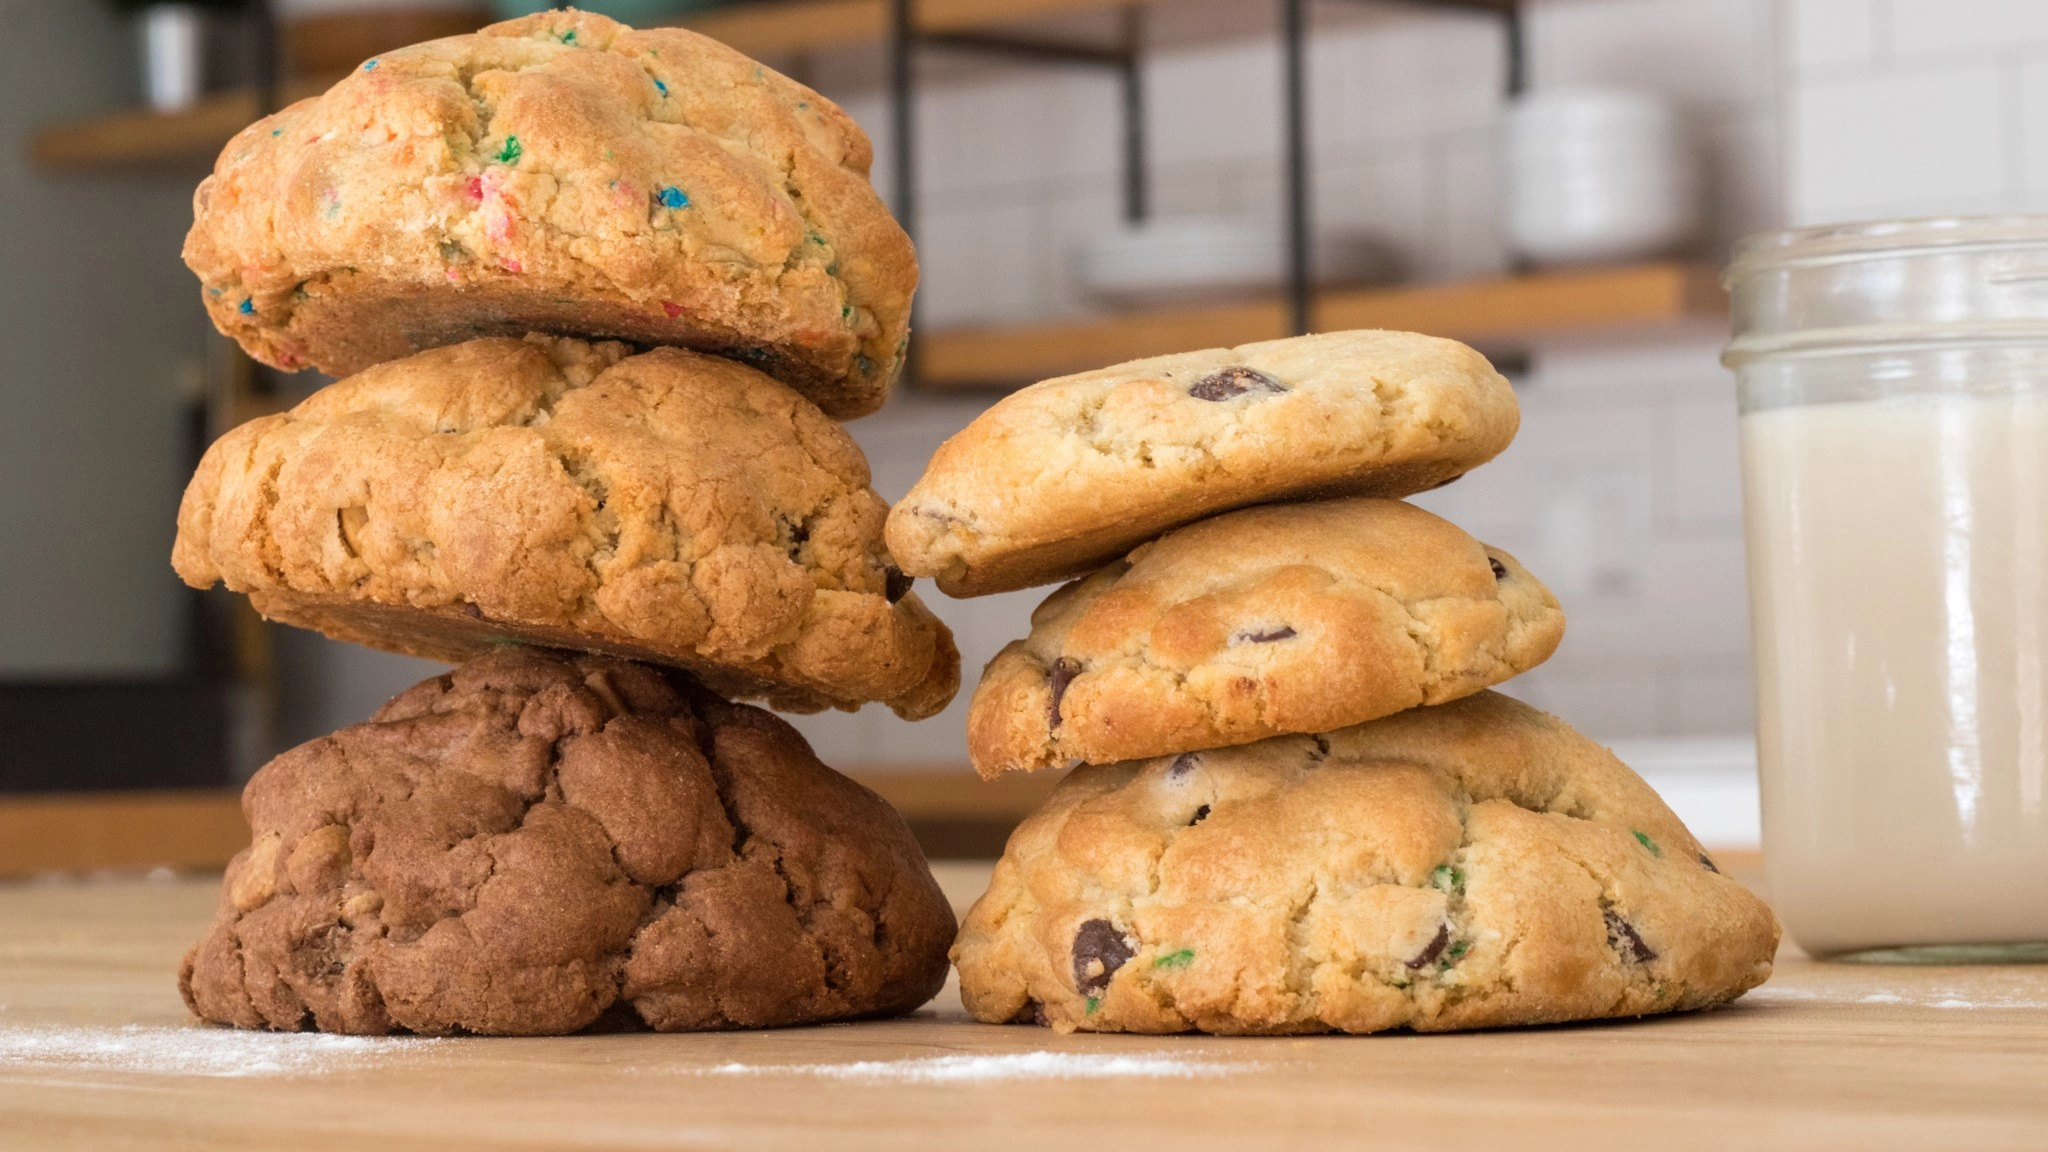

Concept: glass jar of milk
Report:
left=1725, top=217, right=2048, bottom=961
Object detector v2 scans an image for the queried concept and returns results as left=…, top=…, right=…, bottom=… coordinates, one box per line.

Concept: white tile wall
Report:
left=1788, top=0, right=1880, bottom=74
left=1782, top=0, right=2048, bottom=223
left=1789, top=63, right=2008, bottom=221
left=254, top=0, right=1897, bottom=767
left=1658, top=396, right=1746, bottom=525
left=777, top=0, right=1785, bottom=757
left=2017, top=56, right=2048, bottom=199
left=278, top=0, right=2048, bottom=761
left=1889, top=0, right=2048, bottom=61
left=1500, top=667, right=1665, bottom=739
left=1673, top=664, right=1757, bottom=734
left=1530, top=0, right=1778, bottom=104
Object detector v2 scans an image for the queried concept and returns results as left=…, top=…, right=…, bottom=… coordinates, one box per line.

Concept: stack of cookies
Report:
left=168, top=11, right=962, bottom=1035
left=887, top=330, right=1781, bottom=1035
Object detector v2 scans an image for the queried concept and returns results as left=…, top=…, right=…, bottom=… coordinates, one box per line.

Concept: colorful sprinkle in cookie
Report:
left=886, top=329, right=1519, bottom=596
left=183, top=10, right=914, bottom=419
left=952, top=690, right=1779, bottom=1034
left=966, top=498, right=1564, bottom=776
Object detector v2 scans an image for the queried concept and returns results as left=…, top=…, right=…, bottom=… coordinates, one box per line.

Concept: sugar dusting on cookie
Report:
left=0, top=1024, right=438, bottom=1078
left=703, top=1051, right=1253, bottom=1083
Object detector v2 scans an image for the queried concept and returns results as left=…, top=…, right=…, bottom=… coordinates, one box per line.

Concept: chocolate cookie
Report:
left=172, top=335, right=957, bottom=719
left=181, top=648, right=956, bottom=1035
left=953, top=691, right=1779, bottom=1035
left=184, top=10, right=914, bottom=418
left=886, top=329, right=1519, bottom=596
left=967, top=498, right=1564, bottom=776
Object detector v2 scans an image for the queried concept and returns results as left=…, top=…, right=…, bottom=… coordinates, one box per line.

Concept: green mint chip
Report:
left=1430, top=865, right=1464, bottom=892
left=1084, top=995, right=1101, bottom=1014
left=495, top=136, right=522, bottom=165
left=1153, top=949, right=1195, bottom=969
left=1632, top=830, right=1661, bottom=857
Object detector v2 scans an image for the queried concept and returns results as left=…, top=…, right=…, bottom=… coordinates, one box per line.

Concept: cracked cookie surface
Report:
left=172, top=334, right=957, bottom=719
left=184, top=10, right=913, bottom=418
left=966, top=498, right=1564, bottom=776
left=952, top=690, right=1779, bottom=1035
left=886, top=329, right=1519, bottom=596
left=180, top=647, right=956, bottom=1035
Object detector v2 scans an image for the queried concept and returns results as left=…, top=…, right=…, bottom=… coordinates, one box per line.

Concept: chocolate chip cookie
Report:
left=953, top=690, right=1779, bottom=1034
left=181, top=648, right=957, bottom=1035
left=886, top=329, right=1518, bottom=596
left=184, top=10, right=913, bottom=418
left=966, top=498, right=1563, bottom=776
left=171, top=334, right=957, bottom=719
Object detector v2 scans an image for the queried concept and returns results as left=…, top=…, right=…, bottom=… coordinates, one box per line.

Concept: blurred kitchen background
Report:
left=3, top=0, right=2039, bottom=859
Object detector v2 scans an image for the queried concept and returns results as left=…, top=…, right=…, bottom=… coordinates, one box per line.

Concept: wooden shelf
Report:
left=28, top=0, right=1177, bottom=167
left=25, top=0, right=1184, bottom=169
left=683, top=0, right=1513, bottom=58
left=680, top=0, right=1185, bottom=58
left=31, top=79, right=335, bottom=172
left=918, top=261, right=1727, bottom=389
left=30, top=0, right=1515, bottom=170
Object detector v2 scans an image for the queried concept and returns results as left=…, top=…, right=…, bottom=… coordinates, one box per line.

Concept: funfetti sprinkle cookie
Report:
left=886, top=329, right=1519, bottom=597
left=184, top=10, right=914, bottom=419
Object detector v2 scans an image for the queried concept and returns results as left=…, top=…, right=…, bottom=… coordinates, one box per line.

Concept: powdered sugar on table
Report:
left=702, top=1051, right=1255, bottom=1083
left=0, top=1024, right=438, bottom=1078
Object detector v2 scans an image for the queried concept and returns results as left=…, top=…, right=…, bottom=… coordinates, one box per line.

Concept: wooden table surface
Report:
left=4, top=863, right=2046, bottom=1151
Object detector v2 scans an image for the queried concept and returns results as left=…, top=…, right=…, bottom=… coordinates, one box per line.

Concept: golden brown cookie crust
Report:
left=181, top=648, right=957, bottom=1035
left=952, top=691, right=1780, bottom=1035
left=184, top=10, right=913, bottom=418
left=886, top=329, right=1519, bottom=596
left=966, top=498, right=1564, bottom=776
left=172, top=335, right=957, bottom=719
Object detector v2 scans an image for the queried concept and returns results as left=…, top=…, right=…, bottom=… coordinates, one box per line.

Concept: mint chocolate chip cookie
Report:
left=966, top=498, right=1563, bottom=776
left=952, top=691, right=1779, bottom=1035
left=886, top=329, right=1518, bottom=596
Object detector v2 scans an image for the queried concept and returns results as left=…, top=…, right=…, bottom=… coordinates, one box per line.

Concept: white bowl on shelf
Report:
left=1077, top=215, right=1397, bottom=309
left=1505, top=89, right=1700, bottom=266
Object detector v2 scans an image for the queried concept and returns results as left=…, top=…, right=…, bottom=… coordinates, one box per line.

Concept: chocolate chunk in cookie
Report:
left=1605, top=910, right=1659, bottom=964
left=1071, top=920, right=1135, bottom=996
left=1188, top=365, right=1286, bottom=401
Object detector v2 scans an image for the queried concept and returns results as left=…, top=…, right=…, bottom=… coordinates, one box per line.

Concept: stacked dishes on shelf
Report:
left=1504, top=88, right=1701, bottom=267
left=1077, top=214, right=1398, bottom=309
left=887, top=330, right=1780, bottom=1035
left=169, top=11, right=962, bottom=1036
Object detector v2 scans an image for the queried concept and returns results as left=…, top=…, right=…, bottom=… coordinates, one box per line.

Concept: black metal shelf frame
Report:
left=885, top=0, right=1525, bottom=360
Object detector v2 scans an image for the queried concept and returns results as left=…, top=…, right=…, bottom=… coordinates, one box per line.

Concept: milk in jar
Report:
left=1742, top=393, right=2048, bottom=955
left=1726, top=217, right=2048, bottom=959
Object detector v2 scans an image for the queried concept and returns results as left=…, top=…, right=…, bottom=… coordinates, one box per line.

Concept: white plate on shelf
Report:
left=1077, top=215, right=1398, bottom=309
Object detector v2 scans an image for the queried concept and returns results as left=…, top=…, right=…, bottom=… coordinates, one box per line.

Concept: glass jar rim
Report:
left=1725, top=215, right=2048, bottom=286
